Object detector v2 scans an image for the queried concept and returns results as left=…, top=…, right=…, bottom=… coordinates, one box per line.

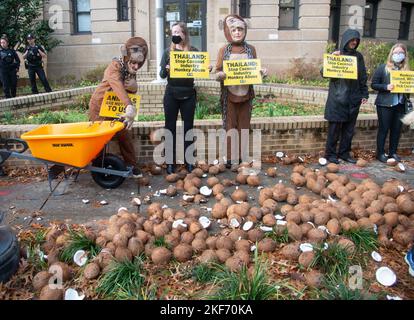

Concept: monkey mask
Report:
left=120, top=37, right=148, bottom=74
left=224, top=15, right=247, bottom=44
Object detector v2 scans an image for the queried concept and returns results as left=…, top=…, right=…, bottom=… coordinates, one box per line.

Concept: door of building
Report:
left=164, top=0, right=207, bottom=51
left=329, top=0, right=341, bottom=47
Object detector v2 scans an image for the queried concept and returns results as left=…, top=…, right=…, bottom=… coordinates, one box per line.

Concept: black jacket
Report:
left=371, top=64, right=408, bottom=107
left=25, top=45, right=45, bottom=68
left=324, top=29, right=369, bottom=122
left=0, top=47, right=20, bottom=71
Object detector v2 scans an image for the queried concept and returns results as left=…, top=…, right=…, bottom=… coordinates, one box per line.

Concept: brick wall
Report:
left=2, top=114, right=413, bottom=168
left=0, top=81, right=377, bottom=116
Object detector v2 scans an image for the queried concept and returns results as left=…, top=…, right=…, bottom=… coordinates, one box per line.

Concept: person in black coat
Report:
left=23, top=34, right=52, bottom=94
left=371, top=43, right=410, bottom=163
left=0, top=34, right=20, bottom=99
left=324, top=29, right=369, bottom=164
left=160, top=22, right=199, bottom=174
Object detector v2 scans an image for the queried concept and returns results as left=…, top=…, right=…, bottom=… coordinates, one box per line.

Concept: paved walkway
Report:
left=1, top=158, right=414, bottom=227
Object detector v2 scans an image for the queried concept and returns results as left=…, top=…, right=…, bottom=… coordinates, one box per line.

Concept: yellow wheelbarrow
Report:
left=0, top=121, right=138, bottom=192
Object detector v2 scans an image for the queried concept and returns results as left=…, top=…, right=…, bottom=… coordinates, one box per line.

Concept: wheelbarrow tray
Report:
left=20, top=121, right=124, bottom=168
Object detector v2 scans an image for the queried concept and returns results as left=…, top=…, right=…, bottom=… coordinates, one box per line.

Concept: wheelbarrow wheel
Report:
left=91, top=154, right=127, bottom=189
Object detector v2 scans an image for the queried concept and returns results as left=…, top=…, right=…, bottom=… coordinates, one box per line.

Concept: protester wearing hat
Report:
left=215, top=15, right=267, bottom=169
left=0, top=34, right=20, bottom=99
left=89, top=37, right=148, bottom=177
left=23, top=34, right=52, bottom=94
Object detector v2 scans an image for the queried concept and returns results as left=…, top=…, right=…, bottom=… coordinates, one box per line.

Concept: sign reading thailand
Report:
left=323, top=54, right=358, bottom=80
left=390, top=70, right=414, bottom=93
left=100, top=92, right=141, bottom=120
left=170, top=51, right=210, bottom=79
left=223, top=59, right=262, bottom=86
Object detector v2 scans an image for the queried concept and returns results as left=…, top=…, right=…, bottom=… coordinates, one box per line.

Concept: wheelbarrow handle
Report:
left=1, top=138, right=29, bottom=153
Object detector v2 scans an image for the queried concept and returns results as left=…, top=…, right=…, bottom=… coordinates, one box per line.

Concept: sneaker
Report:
left=0, top=167, right=6, bottom=177
left=405, top=248, right=414, bottom=277
left=132, top=166, right=143, bottom=178
left=327, top=157, right=340, bottom=164
left=389, top=154, right=401, bottom=162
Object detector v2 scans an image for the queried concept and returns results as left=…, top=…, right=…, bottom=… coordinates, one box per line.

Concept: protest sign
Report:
left=170, top=51, right=210, bottom=79
left=390, top=70, right=414, bottom=93
left=99, top=92, right=141, bottom=120
left=323, top=54, right=358, bottom=79
left=223, top=59, right=262, bottom=86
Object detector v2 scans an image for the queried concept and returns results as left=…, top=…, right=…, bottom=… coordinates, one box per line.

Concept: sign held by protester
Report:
left=170, top=51, right=210, bottom=79
left=390, top=71, right=414, bottom=93
left=323, top=54, right=358, bottom=80
left=100, top=92, right=141, bottom=119
left=223, top=59, right=262, bottom=86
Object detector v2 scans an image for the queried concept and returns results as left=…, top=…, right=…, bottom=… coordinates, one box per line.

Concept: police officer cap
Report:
left=1, top=34, right=8, bottom=42
left=27, top=34, right=35, bottom=40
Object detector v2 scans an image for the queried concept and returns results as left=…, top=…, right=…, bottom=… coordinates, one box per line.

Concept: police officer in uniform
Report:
left=0, top=34, right=20, bottom=99
left=23, top=34, right=52, bottom=94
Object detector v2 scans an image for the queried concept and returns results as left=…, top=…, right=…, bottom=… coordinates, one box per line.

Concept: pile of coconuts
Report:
left=30, top=160, right=414, bottom=298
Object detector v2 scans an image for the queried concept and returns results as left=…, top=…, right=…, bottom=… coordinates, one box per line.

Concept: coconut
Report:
left=248, top=229, right=264, bottom=242
left=235, top=173, right=248, bottom=185
left=39, top=286, right=63, bottom=300
left=33, top=271, right=52, bottom=291
left=115, top=247, right=133, bottom=261
left=231, top=189, right=248, bottom=202
left=257, top=238, right=276, bottom=253
left=299, top=251, right=315, bottom=269
left=207, top=176, right=220, bottom=188
left=235, top=239, right=251, bottom=252
left=124, top=237, right=143, bottom=257
left=181, top=231, right=195, bottom=244
left=166, top=174, right=179, bottom=183
left=337, top=238, right=355, bottom=253
left=234, top=250, right=251, bottom=265
left=314, top=212, right=330, bottom=226
left=356, top=159, right=368, bottom=167
left=151, top=247, right=172, bottom=264
left=216, top=248, right=232, bottom=263
left=280, top=243, right=301, bottom=261
left=307, top=229, right=326, bottom=243
left=287, top=222, right=302, bottom=241
left=291, top=173, right=306, bottom=187
left=304, top=270, right=323, bottom=288
left=286, top=211, right=301, bottom=224
left=327, top=163, right=339, bottom=173
left=215, top=236, right=234, bottom=251
left=209, top=165, right=220, bottom=175
left=198, top=250, right=218, bottom=264
left=247, top=175, right=260, bottom=187
left=212, top=203, right=227, bottom=219
left=166, top=244, right=190, bottom=263
left=287, top=193, right=299, bottom=205
left=191, top=238, right=207, bottom=252
left=326, top=218, right=341, bottom=235
left=262, top=214, right=277, bottom=226
left=267, top=167, right=277, bottom=177
left=83, top=263, right=101, bottom=280
left=212, top=184, right=225, bottom=196
left=225, top=256, right=244, bottom=272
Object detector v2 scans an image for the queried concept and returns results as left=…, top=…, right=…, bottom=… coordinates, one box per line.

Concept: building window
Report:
left=73, top=0, right=91, bottom=33
left=239, top=0, right=250, bottom=18
left=364, top=0, right=378, bottom=38
left=118, top=0, right=129, bottom=21
left=399, top=2, right=412, bottom=40
left=279, top=0, right=299, bottom=29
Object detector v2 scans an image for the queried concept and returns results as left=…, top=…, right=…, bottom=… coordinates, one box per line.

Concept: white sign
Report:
left=166, top=11, right=180, bottom=22
left=193, top=20, right=202, bottom=27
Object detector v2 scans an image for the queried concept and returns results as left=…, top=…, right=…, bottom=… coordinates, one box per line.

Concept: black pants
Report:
left=0, top=68, right=17, bottom=98
left=376, top=104, right=405, bottom=156
left=163, top=91, right=196, bottom=165
left=28, top=66, right=52, bottom=94
left=325, top=116, right=358, bottom=159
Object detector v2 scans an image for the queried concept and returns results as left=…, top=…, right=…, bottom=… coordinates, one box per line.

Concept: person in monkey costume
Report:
left=215, top=15, right=267, bottom=169
left=89, top=37, right=148, bottom=177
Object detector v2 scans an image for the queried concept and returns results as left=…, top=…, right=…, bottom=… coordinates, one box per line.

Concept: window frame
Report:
left=117, top=0, right=129, bottom=22
left=399, top=2, right=412, bottom=40
left=363, top=0, right=378, bottom=38
left=239, top=0, right=251, bottom=18
left=278, top=0, right=299, bottom=30
left=72, top=0, right=92, bottom=34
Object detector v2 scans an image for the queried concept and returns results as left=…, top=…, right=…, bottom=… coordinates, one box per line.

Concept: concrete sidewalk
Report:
left=1, top=158, right=414, bottom=228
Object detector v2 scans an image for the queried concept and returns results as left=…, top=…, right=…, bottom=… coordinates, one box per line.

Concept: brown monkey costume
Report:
left=89, top=37, right=148, bottom=172
left=215, top=15, right=257, bottom=165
